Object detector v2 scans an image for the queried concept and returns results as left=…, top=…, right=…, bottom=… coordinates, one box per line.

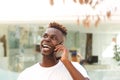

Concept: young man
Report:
left=17, top=22, right=89, bottom=80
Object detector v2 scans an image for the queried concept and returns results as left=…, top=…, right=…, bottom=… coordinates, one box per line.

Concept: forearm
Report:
left=61, top=58, right=86, bottom=80
left=57, top=44, right=89, bottom=80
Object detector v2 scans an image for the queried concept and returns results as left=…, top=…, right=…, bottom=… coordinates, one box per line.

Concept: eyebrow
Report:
left=44, top=32, right=56, bottom=36
left=43, top=33, right=58, bottom=38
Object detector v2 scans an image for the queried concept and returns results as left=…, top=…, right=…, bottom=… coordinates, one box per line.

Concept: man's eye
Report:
left=42, top=34, right=47, bottom=38
left=51, top=37, right=57, bottom=40
left=51, top=36, right=57, bottom=40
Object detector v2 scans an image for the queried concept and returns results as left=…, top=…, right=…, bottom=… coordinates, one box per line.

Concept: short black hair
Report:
left=48, top=22, right=67, bottom=36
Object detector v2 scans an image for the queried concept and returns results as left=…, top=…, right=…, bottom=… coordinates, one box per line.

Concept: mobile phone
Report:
left=55, top=41, right=63, bottom=58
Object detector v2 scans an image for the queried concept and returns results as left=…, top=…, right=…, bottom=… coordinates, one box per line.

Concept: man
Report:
left=17, top=22, right=89, bottom=80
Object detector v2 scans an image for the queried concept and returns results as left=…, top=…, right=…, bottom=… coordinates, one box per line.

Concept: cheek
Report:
left=52, top=41, right=59, bottom=46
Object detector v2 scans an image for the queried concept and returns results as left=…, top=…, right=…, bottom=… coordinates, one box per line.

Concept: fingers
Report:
left=54, top=44, right=64, bottom=52
left=54, top=44, right=69, bottom=60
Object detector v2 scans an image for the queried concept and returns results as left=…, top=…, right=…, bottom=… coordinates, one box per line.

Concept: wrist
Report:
left=60, top=57, right=70, bottom=63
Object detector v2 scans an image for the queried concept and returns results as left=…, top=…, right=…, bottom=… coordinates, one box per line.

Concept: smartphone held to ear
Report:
left=55, top=41, right=63, bottom=59
left=55, top=51, right=62, bottom=58
left=55, top=51, right=62, bottom=60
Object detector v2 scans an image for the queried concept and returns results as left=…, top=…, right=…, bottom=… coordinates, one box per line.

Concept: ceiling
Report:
left=0, top=0, right=120, bottom=22
left=0, top=0, right=120, bottom=33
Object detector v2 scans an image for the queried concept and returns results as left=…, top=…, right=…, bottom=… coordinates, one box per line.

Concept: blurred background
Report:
left=0, top=0, right=120, bottom=80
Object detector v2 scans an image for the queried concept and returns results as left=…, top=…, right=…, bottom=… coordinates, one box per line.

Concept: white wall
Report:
left=92, top=33, right=117, bottom=64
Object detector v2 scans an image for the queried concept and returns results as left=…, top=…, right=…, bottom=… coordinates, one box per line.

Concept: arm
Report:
left=55, top=45, right=89, bottom=80
left=61, top=59, right=89, bottom=80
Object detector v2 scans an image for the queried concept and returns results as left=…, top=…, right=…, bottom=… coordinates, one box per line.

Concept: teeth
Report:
left=43, top=44, right=51, bottom=48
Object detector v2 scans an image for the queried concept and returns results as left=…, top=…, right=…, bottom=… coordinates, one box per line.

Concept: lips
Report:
left=42, top=44, right=52, bottom=49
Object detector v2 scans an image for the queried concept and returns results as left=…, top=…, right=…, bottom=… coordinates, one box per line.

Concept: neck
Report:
left=40, top=55, right=58, bottom=67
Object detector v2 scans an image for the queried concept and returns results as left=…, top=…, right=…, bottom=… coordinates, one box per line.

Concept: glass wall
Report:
left=7, top=24, right=44, bottom=72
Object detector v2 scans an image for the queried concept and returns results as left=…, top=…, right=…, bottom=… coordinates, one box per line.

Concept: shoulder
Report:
left=23, top=63, right=39, bottom=72
left=71, top=61, right=89, bottom=78
left=71, top=61, right=85, bottom=69
left=17, top=63, right=39, bottom=80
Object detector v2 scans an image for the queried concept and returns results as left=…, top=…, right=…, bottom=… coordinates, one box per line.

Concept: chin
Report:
left=41, top=50, right=51, bottom=56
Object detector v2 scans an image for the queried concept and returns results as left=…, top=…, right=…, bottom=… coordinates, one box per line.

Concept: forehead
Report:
left=45, top=28, right=63, bottom=36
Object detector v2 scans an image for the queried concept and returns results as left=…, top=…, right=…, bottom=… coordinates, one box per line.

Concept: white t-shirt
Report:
left=17, top=61, right=89, bottom=80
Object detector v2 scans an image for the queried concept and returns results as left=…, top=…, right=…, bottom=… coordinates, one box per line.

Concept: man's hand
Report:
left=54, top=44, right=69, bottom=61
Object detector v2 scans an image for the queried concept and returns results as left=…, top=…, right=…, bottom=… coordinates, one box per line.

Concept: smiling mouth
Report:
left=42, top=44, right=52, bottom=49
